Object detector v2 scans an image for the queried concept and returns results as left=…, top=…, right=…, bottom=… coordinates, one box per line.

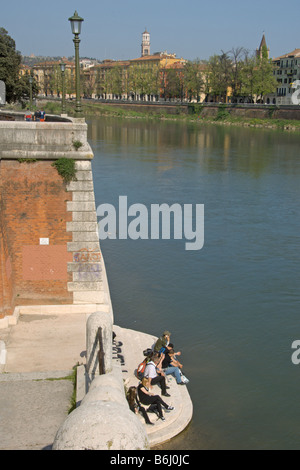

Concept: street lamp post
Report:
left=68, top=11, right=84, bottom=114
left=60, top=62, right=66, bottom=114
left=29, top=76, right=33, bottom=108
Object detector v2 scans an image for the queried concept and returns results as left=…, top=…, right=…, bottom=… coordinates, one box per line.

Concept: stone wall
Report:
left=0, top=118, right=111, bottom=319
left=92, top=101, right=300, bottom=120
left=194, top=104, right=300, bottom=121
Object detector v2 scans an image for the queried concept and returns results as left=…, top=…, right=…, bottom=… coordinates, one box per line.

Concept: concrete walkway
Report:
left=0, top=308, right=192, bottom=450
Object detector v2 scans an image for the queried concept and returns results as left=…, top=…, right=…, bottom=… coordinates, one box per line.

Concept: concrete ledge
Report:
left=0, top=120, right=94, bottom=160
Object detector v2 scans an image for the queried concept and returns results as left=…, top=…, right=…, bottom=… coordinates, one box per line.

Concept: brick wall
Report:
left=0, top=159, right=73, bottom=315
left=0, top=119, right=114, bottom=321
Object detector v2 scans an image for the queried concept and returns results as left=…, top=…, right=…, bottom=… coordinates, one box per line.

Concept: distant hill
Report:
left=21, top=55, right=100, bottom=66
left=21, top=56, right=74, bottom=66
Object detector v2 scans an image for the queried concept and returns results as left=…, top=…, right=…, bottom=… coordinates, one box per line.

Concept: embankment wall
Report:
left=0, top=117, right=111, bottom=320
left=84, top=100, right=300, bottom=120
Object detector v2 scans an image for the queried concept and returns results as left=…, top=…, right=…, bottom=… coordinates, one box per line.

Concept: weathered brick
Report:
left=0, top=160, right=73, bottom=313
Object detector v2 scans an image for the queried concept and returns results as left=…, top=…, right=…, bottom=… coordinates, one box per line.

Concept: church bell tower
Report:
left=141, top=29, right=150, bottom=57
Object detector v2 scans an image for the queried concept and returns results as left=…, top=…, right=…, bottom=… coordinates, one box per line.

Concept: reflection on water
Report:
left=88, top=117, right=300, bottom=450
left=88, top=117, right=300, bottom=177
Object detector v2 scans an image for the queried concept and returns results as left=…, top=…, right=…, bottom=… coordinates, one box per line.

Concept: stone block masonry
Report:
left=66, top=160, right=108, bottom=307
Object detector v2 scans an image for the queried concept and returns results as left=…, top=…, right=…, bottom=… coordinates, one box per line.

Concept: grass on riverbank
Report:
left=7, top=100, right=300, bottom=132
left=64, top=101, right=300, bottom=133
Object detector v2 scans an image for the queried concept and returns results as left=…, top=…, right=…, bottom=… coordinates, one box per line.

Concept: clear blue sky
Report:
left=2, top=0, right=299, bottom=61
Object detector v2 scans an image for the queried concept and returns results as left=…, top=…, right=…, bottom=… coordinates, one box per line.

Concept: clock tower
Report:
left=141, top=29, right=150, bottom=57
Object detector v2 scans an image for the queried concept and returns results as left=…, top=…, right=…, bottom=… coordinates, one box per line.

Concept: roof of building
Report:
left=94, top=60, right=130, bottom=69
left=273, top=48, right=300, bottom=60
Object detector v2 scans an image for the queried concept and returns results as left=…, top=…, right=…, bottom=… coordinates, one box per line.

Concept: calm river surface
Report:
left=87, top=117, right=300, bottom=450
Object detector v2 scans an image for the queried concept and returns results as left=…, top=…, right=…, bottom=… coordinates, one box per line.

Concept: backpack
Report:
left=137, top=358, right=148, bottom=380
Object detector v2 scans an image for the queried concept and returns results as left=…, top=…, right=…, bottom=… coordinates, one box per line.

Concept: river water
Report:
left=87, top=117, right=300, bottom=450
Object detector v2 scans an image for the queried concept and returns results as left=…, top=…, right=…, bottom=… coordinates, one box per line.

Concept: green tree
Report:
left=229, top=47, right=246, bottom=101
left=183, top=59, right=204, bottom=102
left=127, top=64, right=160, bottom=99
left=0, top=28, right=22, bottom=102
left=163, top=68, right=184, bottom=100
left=240, top=53, right=257, bottom=102
left=207, top=53, right=233, bottom=102
left=253, top=45, right=277, bottom=102
left=14, top=71, right=38, bottom=104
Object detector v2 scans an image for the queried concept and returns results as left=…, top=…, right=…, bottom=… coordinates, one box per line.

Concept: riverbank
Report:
left=6, top=100, right=300, bottom=133
left=0, top=308, right=193, bottom=449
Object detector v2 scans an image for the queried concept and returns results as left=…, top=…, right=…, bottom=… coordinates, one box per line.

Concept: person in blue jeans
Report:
left=162, top=348, right=186, bottom=385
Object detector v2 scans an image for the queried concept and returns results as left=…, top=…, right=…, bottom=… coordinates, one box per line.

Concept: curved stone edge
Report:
left=148, top=385, right=193, bottom=447
left=52, top=365, right=150, bottom=450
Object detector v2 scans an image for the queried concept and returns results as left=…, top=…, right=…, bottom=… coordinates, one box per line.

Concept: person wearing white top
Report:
left=144, top=354, right=170, bottom=397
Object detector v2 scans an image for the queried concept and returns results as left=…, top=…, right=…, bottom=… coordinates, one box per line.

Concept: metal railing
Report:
left=97, top=327, right=105, bottom=375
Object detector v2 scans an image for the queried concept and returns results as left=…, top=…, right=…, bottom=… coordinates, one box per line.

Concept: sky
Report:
left=1, top=0, right=299, bottom=61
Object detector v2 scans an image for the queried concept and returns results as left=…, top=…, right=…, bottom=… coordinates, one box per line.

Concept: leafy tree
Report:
left=127, top=64, right=160, bottom=99
left=14, top=71, right=38, bottom=104
left=103, top=66, right=123, bottom=97
left=229, top=47, right=246, bottom=101
left=183, top=59, right=204, bottom=102
left=0, top=28, right=22, bottom=102
left=253, top=45, right=277, bottom=102
left=240, top=53, right=257, bottom=102
left=207, top=53, right=233, bottom=102
left=162, top=68, right=184, bottom=100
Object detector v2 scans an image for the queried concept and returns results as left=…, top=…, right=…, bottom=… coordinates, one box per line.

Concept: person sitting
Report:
left=154, top=332, right=182, bottom=359
left=137, top=377, right=174, bottom=422
left=162, top=348, right=186, bottom=385
left=168, top=342, right=181, bottom=358
left=144, top=352, right=170, bottom=397
left=126, top=386, right=154, bottom=426
left=154, top=331, right=171, bottom=355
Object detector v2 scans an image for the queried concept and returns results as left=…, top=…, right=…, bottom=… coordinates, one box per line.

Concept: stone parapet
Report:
left=0, top=119, right=93, bottom=160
